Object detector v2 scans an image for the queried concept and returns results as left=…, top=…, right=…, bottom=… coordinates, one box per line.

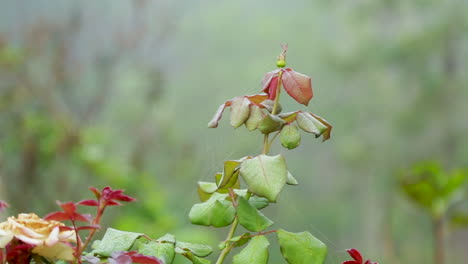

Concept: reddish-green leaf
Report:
left=208, top=103, right=228, bottom=128
left=281, top=68, right=313, bottom=106
left=258, top=114, right=286, bottom=134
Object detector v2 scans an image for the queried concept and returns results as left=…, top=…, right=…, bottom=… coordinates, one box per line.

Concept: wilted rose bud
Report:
left=280, top=124, right=301, bottom=149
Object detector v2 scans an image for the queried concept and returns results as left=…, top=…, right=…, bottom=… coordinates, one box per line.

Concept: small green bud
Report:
left=276, top=59, right=286, bottom=68
left=280, top=124, right=301, bottom=149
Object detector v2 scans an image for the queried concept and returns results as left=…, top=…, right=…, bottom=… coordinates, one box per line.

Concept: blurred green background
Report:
left=1, top=0, right=467, bottom=263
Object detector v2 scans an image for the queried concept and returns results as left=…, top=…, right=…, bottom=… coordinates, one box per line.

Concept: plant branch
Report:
left=432, top=216, right=445, bottom=264
left=215, top=53, right=285, bottom=264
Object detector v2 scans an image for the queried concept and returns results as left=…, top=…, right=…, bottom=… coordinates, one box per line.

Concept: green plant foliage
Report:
left=276, top=229, right=327, bottom=264
left=280, top=124, right=301, bottom=149
left=245, top=105, right=264, bottom=131
left=92, top=228, right=143, bottom=257
left=189, top=192, right=236, bottom=227
left=239, top=154, right=287, bottom=202
left=248, top=196, right=270, bottom=209
left=232, top=235, right=270, bottom=264
left=258, top=114, right=286, bottom=134
left=230, top=97, right=251, bottom=128
left=296, top=112, right=327, bottom=136
left=197, top=181, right=219, bottom=202
left=400, top=162, right=467, bottom=217
left=286, top=172, right=299, bottom=185
left=237, top=196, right=274, bottom=232
left=179, top=251, right=212, bottom=264
left=138, top=240, right=175, bottom=264
left=175, top=241, right=213, bottom=257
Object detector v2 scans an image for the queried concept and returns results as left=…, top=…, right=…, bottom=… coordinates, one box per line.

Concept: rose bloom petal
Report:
left=0, top=229, right=14, bottom=247
left=58, top=230, right=76, bottom=242
left=8, top=216, right=44, bottom=239
left=15, top=234, right=43, bottom=245
left=33, top=241, right=75, bottom=261
left=45, top=226, right=60, bottom=246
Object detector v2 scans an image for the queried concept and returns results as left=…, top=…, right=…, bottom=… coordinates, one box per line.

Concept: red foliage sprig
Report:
left=343, top=248, right=379, bottom=264
left=44, top=186, right=136, bottom=262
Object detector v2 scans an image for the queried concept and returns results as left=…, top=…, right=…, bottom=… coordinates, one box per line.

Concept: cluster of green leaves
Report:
left=187, top=46, right=332, bottom=264
left=400, top=162, right=468, bottom=224
left=85, top=228, right=212, bottom=264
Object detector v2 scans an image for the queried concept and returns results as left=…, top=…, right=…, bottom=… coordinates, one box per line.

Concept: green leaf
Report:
left=451, top=212, right=468, bottom=228
left=197, top=181, right=218, bottom=202
left=240, top=154, right=287, bottom=202
left=229, top=232, right=251, bottom=247
left=175, top=241, right=213, bottom=257
left=276, top=229, right=327, bottom=264
left=180, top=251, right=212, bottom=264
left=245, top=105, right=264, bottom=131
left=286, top=172, right=299, bottom=185
left=230, top=97, right=251, bottom=128
left=278, top=111, right=298, bottom=123
left=189, top=193, right=236, bottom=227
left=138, top=241, right=175, bottom=264
left=237, top=196, right=274, bottom=232
left=296, top=112, right=327, bottom=136
left=156, top=233, right=176, bottom=243
left=280, top=124, right=301, bottom=149
left=232, top=235, right=269, bottom=264
left=258, top=114, right=286, bottom=134
left=249, top=196, right=270, bottom=210
left=218, top=158, right=246, bottom=189
left=93, top=228, right=143, bottom=257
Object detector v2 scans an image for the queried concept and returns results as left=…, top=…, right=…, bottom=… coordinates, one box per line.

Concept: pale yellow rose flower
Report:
left=0, top=213, right=76, bottom=261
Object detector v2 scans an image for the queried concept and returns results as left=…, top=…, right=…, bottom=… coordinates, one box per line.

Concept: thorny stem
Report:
left=215, top=59, right=284, bottom=264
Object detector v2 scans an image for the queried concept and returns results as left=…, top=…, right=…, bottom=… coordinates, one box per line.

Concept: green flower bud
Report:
left=276, top=59, right=286, bottom=68
left=280, top=124, right=301, bottom=149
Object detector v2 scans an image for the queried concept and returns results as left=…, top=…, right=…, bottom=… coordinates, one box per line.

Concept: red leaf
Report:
left=58, top=202, right=77, bottom=215
left=111, top=251, right=163, bottom=264
left=266, top=76, right=279, bottom=100
left=261, top=69, right=280, bottom=92
left=101, top=186, right=136, bottom=204
left=112, top=193, right=136, bottom=202
left=282, top=68, right=313, bottom=105
left=44, top=211, right=70, bottom=221
left=59, top=226, right=74, bottom=231
left=261, top=70, right=280, bottom=100
left=106, top=200, right=122, bottom=206
left=346, top=249, right=363, bottom=263
left=364, top=260, right=378, bottom=264
left=73, top=213, right=92, bottom=222
left=342, top=261, right=360, bottom=264
left=78, top=199, right=99, bottom=207
left=127, top=252, right=163, bottom=264
left=89, top=186, right=101, bottom=199
left=77, top=225, right=100, bottom=231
